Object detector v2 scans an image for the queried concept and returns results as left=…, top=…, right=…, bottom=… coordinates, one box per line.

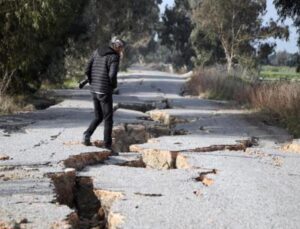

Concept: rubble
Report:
left=62, top=151, right=111, bottom=170
left=0, top=154, right=10, bottom=161
left=282, top=139, right=300, bottom=153
left=112, top=123, right=170, bottom=152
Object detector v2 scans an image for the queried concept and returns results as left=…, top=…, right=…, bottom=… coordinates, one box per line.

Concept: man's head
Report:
left=111, top=37, right=126, bottom=56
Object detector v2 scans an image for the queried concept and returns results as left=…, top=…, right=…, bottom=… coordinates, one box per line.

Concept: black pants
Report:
left=84, top=93, right=113, bottom=147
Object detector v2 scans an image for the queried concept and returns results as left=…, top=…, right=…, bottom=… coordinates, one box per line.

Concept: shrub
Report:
left=188, top=68, right=300, bottom=137
left=0, top=95, right=32, bottom=115
left=187, top=68, right=251, bottom=103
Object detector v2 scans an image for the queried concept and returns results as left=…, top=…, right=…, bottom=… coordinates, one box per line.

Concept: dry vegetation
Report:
left=187, top=68, right=300, bottom=137
left=0, top=93, right=59, bottom=115
left=0, top=95, right=32, bottom=114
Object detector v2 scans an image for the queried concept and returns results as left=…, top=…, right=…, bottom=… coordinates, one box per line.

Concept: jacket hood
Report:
left=98, top=47, right=118, bottom=56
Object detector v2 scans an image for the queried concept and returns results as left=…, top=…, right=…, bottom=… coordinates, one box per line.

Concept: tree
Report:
left=0, top=0, right=87, bottom=94
left=274, top=0, right=300, bottom=70
left=274, top=0, right=300, bottom=47
left=191, top=23, right=225, bottom=67
left=65, top=0, right=162, bottom=74
left=159, top=0, right=195, bottom=70
left=257, top=43, right=276, bottom=65
left=192, top=0, right=289, bottom=73
left=269, top=51, right=299, bottom=66
left=287, top=53, right=300, bottom=67
left=0, top=0, right=162, bottom=94
left=276, top=51, right=290, bottom=65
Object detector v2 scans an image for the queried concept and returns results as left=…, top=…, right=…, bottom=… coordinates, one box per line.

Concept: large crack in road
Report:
left=1, top=69, right=299, bottom=229
left=45, top=96, right=258, bottom=229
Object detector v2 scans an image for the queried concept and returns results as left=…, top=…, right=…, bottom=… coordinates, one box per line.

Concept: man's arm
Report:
left=108, top=55, right=120, bottom=89
left=85, top=51, right=96, bottom=84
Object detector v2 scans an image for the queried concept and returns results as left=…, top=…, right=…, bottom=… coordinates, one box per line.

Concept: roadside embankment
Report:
left=187, top=68, right=300, bottom=137
left=0, top=91, right=61, bottom=115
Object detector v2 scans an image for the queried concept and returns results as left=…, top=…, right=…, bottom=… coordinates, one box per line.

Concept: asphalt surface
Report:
left=0, top=66, right=299, bottom=229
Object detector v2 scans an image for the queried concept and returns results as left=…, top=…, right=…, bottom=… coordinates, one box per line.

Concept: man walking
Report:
left=80, top=37, right=125, bottom=152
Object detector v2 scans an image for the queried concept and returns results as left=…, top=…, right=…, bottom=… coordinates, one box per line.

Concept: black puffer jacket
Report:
left=85, top=47, right=120, bottom=94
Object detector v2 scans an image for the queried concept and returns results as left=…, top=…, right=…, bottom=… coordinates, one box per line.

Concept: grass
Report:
left=41, top=78, right=80, bottom=90
left=0, top=92, right=60, bottom=115
left=260, top=65, right=300, bottom=80
left=62, top=78, right=79, bottom=89
left=187, top=68, right=300, bottom=137
left=0, top=95, right=30, bottom=115
left=1, top=77, right=77, bottom=115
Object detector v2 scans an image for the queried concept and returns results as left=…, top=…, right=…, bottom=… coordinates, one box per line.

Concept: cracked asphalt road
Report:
left=0, top=66, right=300, bottom=229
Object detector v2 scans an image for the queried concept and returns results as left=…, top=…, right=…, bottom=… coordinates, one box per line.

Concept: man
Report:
left=79, top=37, right=125, bottom=152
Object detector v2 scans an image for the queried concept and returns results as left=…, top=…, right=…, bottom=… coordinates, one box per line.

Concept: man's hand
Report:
left=79, top=79, right=89, bottom=89
left=113, top=88, right=119, bottom=95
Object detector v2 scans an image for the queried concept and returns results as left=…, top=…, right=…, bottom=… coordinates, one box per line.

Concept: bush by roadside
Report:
left=0, top=96, right=29, bottom=114
left=41, top=78, right=80, bottom=90
left=0, top=92, right=60, bottom=115
left=187, top=68, right=300, bottom=137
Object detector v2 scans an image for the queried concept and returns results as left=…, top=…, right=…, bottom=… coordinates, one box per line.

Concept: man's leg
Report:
left=100, top=93, right=113, bottom=148
left=83, top=93, right=103, bottom=144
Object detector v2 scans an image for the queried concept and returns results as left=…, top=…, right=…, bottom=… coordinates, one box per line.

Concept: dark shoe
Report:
left=110, top=151, right=119, bottom=156
left=105, top=145, right=119, bottom=156
left=82, top=133, right=92, bottom=146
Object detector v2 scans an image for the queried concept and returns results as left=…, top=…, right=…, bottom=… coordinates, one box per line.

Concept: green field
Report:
left=260, top=65, right=300, bottom=80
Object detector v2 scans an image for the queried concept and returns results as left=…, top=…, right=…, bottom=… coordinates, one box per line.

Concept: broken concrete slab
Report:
left=0, top=176, right=74, bottom=229
left=102, top=153, right=145, bottom=168
left=282, top=139, right=300, bottom=153
left=0, top=130, right=111, bottom=167
left=112, top=123, right=171, bottom=152
left=94, top=190, right=124, bottom=209
left=62, top=150, right=111, bottom=171
left=0, top=154, right=10, bottom=161
left=147, top=110, right=188, bottom=127
left=148, top=107, right=291, bottom=143
left=129, top=135, right=254, bottom=153
left=168, top=97, right=228, bottom=109
left=114, top=94, right=170, bottom=110
left=81, top=148, right=300, bottom=229
left=141, top=149, right=179, bottom=170
left=112, top=124, right=146, bottom=152
left=113, top=108, right=151, bottom=125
